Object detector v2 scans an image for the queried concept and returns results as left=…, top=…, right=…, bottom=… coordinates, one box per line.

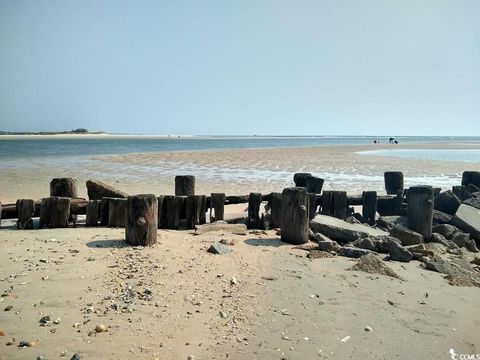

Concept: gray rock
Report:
left=388, top=242, right=413, bottom=262
left=430, top=233, right=460, bottom=250
left=317, top=240, right=341, bottom=253
left=338, top=247, right=371, bottom=258
left=354, top=238, right=377, bottom=251
left=463, top=197, right=480, bottom=210
left=451, top=232, right=470, bottom=248
left=207, top=243, right=232, bottom=255
left=432, top=210, right=453, bottom=225
left=432, top=224, right=457, bottom=239
left=465, top=239, right=479, bottom=253
left=371, top=235, right=402, bottom=253
left=376, top=216, right=407, bottom=230
left=345, top=216, right=361, bottom=224
left=466, top=184, right=480, bottom=194
left=451, top=204, right=480, bottom=240
left=310, top=215, right=387, bottom=243
left=312, top=232, right=333, bottom=243
left=71, top=354, right=81, bottom=360
left=434, top=190, right=461, bottom=215
left=389, top=225, right=424, bottom=246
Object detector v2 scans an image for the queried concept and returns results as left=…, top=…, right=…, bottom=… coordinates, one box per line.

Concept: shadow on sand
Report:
left=86, top=239, right=129, bottom=249
left=244, top=238, right=288, bottom=247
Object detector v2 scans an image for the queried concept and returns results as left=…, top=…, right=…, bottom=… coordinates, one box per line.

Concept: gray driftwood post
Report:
left=86, top=200, right=100, bottom=226
left=16, top=199, right=35, bottom=229
left=269, top=192, right=282, bottom=228
left=157, top=196, right=166, bottom=229
left=281, top=187, right=308, bottom=245
left=407, top=186, right=434, bottom=240
left=186, top=195, right=207, bottom=229
left=50, top=178, right=78, bottom=197
left=362, top=191, right=377, bottom=225
left=126, top=194, right=158, bottom=246
left=308, top=193, right=317, bottom=220
left=384, top=171, right=404, bottom=195
left=39, top=197, right=71, bottom=228
left=209, top=193, right=225, bottom=222
left=462, top=171, right=480, bottom=188
left=293, top=173, right=312, bottom=187
left=164, top=195, right=184, bottom=229
left=305, top=176, right=324, bottom=194
left=108, top=198, right=127, bottom=227
left=247, top=192, right=262, bottom=229
left=175, top=175, right=195, bottom=196
left=321, top=191, right=347, bottom=219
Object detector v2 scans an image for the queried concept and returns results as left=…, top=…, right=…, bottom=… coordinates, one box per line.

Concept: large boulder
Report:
left=86, top=180, right=128, bottom=200
left=310, top=214, right=387, bottom=242
left=451, top=204, right=480, bottom=240
left=388, top=242, right=413, bottom=262
left=371, top=235, right=402, bottom=253
left=432, top=210, right=453, bottom=225
left=434, top=190, right=461, bottom=215
left=389, top=225, right=424, bottom=246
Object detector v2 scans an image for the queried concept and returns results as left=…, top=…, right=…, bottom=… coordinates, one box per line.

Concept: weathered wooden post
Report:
left=293, top=173, right=312, bottom=187
left=462, top=171, right=480, bottom=188
left=186, top=195, right=207, bottom=229
left=384, top=171, right=404, bottom=195
left=16, top=199, right=35, bottom=229
left=362, top=191, right=377, bottom=225
left=39, top=197, right=71, bottom=228
left=269, top=192, right=282, bottom=228
left=100, top=198, right=112, bottom=226
left=321, top=191, right=347, bottom=219
left=157, top=196, right=166, bottom=229
left=175, top=175, right=195, bottom=196
left=281, top=187, right=308, bottom=245
left=86, top=200, right=100, bottom=226
left=209, top=193, right=225, bottom=222
left=308, top=193, right=317, bottom=220
left=164, top=195, right=184, bottom=229
left=452, top=185, right=470, bottom=201
left=407, top=186, right=434, bottom=240
left=50, top=178, right=78, bottom=197
left=305, top=176, right=324, bottom=194
left=125, top=194, right=158, bottom=246
left=0, top=201, right=2, bottom=227
left=108, top=198, right=127, bottom=227
left=247, top=192, right=262, bottom=229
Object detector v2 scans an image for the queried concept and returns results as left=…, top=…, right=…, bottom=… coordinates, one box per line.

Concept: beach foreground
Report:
left=0, top=209, right=479, bottom=360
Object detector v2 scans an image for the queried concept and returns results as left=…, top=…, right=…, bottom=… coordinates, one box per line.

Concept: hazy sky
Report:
left=0, top=0, right=479, bottom=135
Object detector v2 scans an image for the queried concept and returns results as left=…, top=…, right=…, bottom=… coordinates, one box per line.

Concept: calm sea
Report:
left=0, top=135, right=479, bottom=160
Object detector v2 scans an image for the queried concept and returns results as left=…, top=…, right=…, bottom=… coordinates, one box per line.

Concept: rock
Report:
left=354, top=238, right=376, bottom=251
left=465, top=239, right=479, bottom=253
left=388, top=242, right=413, bottom=262
left=4, top=305, right=13, bottom=311
left=317, top=240, right=341, bottom=253
left=345, top=216, right=361, bottom=224
left=219, top=238, right=236, bottom=246
left=405, top=244, right=434, bottom=259
left=194, top=223, right=247, bottom=236
left=312, top=232, right=332, bottom=243
left=451, top=232, right=470, bottom=248
left=207, top=243, right=233, bottom=255
left=365, top=326, right=373, bottom=332
left=372, top=235, right=402, bottom=253
left=389, top=225, right=424, bottom=246
left=434, top=190, right=461, bottom=215
left=18, top=340, right=36, bottom=347
left=348, top=253, right=401, bottom=279
left=39, top=315, right=51, bottom=326
left=451, top=204, right=480, bottom=240
left=422, top=256, right=480, bottom=287
left=310, top=214, right=387, bottom=242
left=432, top=210, right=453, bottom=225
left=463, top=197, right=480, bottom=210
left=432, top=224, right=457, bottom=239
left=307, top=250, right=334, bottom=259
left=466, top=184, right=480, bottom=194
left=86, top=179, right=128, bottom=200
left=95, top=324, right=107, bottom=333
left=338, top=247, right=371, bottom=258
left=71, top=354, right=81, bottom=360
left=376, top=216, right=407, bottom=230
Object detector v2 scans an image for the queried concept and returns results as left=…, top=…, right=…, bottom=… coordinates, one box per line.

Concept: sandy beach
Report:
left=1, top=141, right=480, bottom=203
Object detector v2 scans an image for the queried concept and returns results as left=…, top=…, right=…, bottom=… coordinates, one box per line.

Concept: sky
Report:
left=0, top=0, right=479, bottom=136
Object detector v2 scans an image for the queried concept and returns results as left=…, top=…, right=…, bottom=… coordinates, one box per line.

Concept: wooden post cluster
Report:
left=209, top=193, right=225, bottom=223
left=108, top=198, right=127, bottom=227
left=16, top=199, right=35, bottom=229
left=462, top=171, right=480, bottom=189
left=384, top=172, right=404, bottom=195
left=39, top=197, right=71, bottom=228
left=247, top=192, right=262, bottom=229
left=175, top=175, right=195, bottom=196
left=86, top=200, right=101, bottom=226
left=407, top=186, right=434, bottom=240
left=125, top=194, right=158, bottom=246
left=321, top=191, right=347, bottom=219
left=269, top=192, right=282, bottom=228
left=281, top=187, right=308, bottom=245
left=186, top=195, right=206, bottom=229
left=362, top=191, right=377, bottom=225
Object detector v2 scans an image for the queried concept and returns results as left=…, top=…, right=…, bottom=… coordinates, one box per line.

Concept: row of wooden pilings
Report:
left=2, top=171, right=480, bottom=246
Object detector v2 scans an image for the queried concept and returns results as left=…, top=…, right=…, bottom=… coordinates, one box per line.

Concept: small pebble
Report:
left=365, top=326, right=373, bottom=332
left=19, top=340, right=36, bottom=347
left=95, top=324, right=107, bottom=333
left=187, top=356, right=194, bottom=360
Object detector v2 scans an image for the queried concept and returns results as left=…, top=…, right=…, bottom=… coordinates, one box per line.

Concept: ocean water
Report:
left=0, top=135, right=479, bottom=159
